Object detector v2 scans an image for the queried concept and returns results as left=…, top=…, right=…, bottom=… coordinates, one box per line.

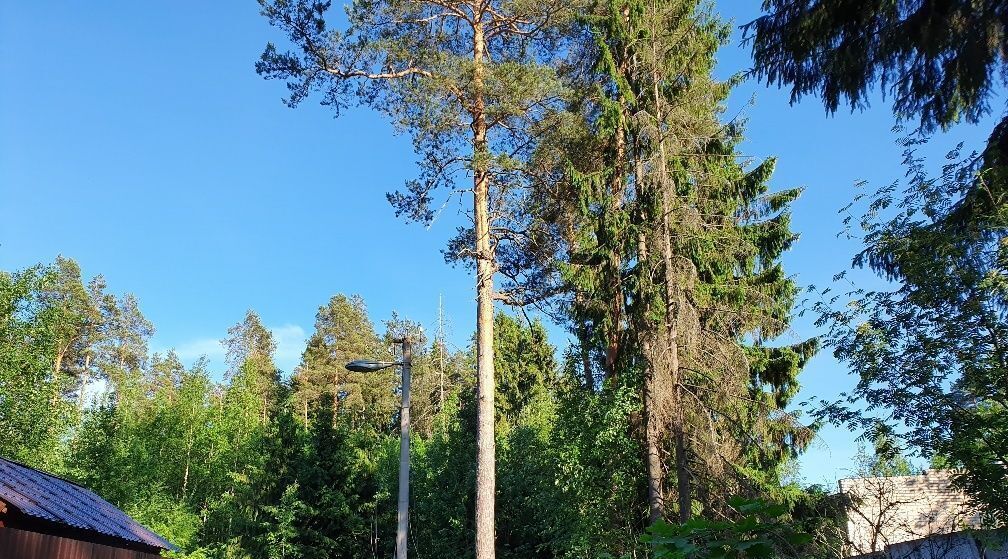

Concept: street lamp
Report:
left=345, top=338, right=412, bottom=559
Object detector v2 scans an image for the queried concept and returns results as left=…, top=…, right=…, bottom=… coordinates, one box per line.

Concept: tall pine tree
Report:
left=257, top=2, right=581, bottom=554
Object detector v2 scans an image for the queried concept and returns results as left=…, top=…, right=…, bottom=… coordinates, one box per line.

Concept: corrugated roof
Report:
left=0, top=457, right=176, bottom=551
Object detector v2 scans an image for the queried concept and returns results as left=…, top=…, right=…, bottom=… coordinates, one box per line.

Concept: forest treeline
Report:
left=4, top=0, right=1008, bottom=557
left=0, top=257, right=823, bottom=559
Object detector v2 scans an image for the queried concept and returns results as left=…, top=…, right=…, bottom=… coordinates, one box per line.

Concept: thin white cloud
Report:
left=170, top=337, right=227, bottom=362
left=149, top=337, right=227, bottom=376
left=152, top=323, right=307, bottom=378
left=271, top=323, right=307, bottom=374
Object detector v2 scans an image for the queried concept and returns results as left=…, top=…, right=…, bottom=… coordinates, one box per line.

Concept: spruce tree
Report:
left=242, top=386, right=307, bottom=559
left=492, top=312, right=555, bottom=424
left=299, top=393, right=375, bottom=559
left=634, top=0, right=816, bottom=519
left=539, top=0, right=817, bottom=523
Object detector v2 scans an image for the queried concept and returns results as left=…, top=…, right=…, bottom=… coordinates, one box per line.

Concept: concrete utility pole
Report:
left=396, top=339, right=411, bottom=559
left=346, top=337, right=412, bottom=559
left=438, top=294, right=445, bottom=412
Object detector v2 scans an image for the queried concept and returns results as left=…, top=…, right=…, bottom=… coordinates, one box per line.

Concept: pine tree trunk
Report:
left=182, top=420, right=195, bottom=499
left=52, top=344, right=69, bottom=406
left=54, top=347, right=65, bottom=379
left=472, top=16, right=496, bottom=559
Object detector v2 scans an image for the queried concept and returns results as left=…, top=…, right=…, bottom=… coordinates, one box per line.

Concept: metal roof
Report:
left=0, top=457, right=176, bottom=551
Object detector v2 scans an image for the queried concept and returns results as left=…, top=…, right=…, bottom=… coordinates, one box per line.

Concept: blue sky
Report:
left=1, top=0, right=997, bottom=486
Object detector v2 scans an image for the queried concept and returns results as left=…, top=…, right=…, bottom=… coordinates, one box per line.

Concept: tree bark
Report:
left=472, top=16, right=497, bottom=559
left=604, top=107, right=627, bottom=379
left=661, top=166, right=690, bottom=523
left=650, top=44, right=691, bottom=522
left=636, top=156, right=665, bottom=525
left=644, top=354, right=664, bottom=524
left=54, top=347, right=65, bottom=379
left=182, top=416, right=195, bottom=499
left=576, top=291, right=594, bottom=389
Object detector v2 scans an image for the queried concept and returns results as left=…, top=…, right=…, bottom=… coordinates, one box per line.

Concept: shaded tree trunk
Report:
left=576, top=291, right=594, bottom=389
left=604, top=108, right=627, bottom=379
left=650, top=45, right=692, bottom=520
left=661, top=170, right=690, bottom=523
left=644, top=360, right=664, bottom=524
left=635, top=157, right=666, bottom=525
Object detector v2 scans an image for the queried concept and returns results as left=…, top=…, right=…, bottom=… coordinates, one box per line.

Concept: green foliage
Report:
left=294, top=294, right=394, bottom=432
left=69, top=353, right=267, bottom=553
left=0, top=0, right=862, bottom=552
left=298, top=393, right=379, bottom=558
left=549, top=372, right=649, bottom=557
left=406, top=312, right=566, bottom=559
left=814, top=138, right=1008, bottom=523
left=747, top=0, right=1006, bottom=134
left=409, top=388, right=478, bottom=558
left=0, top=253, right=833, bottom=559
left=536, top=0, right=818, bottom=525
left=496, top=388, right=563, bottom=559
left=126, top=490, right=203, bottom=552
left=645, top=499, right=812, bottom=559
left=225, top=310, right=282, bottom=425
left=861, top=431, right=915, bottom=478
left=748, top=0, right=1008, bottom=324
left=494, top=316, right=563, bottom=558
left=749, top=0, right=1008, bottom=527
left=238, top=387, right=306, bottom=559
left=256, top=0, right=576, bottom=274
left=0, top=262, right=76, bottom=469
left=0, top=257, right=151, bottom=471
left=493, top=313, right=556, bottom=425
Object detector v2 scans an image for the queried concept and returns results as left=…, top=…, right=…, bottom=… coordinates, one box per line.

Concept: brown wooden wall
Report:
left=0, top=527, right=163, bottom=559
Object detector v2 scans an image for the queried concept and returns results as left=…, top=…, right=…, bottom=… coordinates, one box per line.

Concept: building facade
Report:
left=839, top=470, right=1003, bottom=559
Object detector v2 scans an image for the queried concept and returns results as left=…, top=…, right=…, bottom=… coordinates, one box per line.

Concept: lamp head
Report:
left=345, top=359, right=399, bottom=372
